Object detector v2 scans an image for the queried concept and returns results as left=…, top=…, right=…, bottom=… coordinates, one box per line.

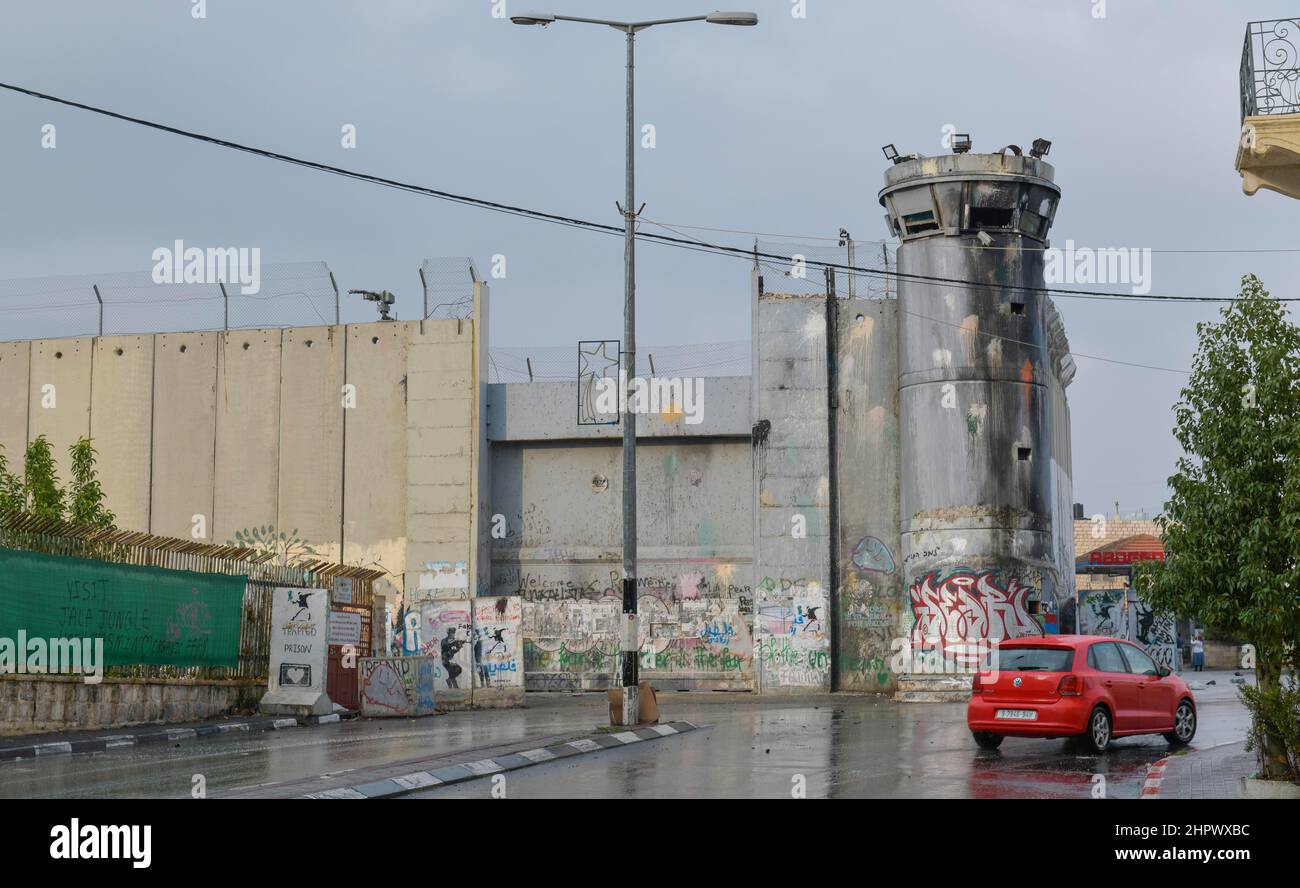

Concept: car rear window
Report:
left=986, top=646, right=1075, bottom=672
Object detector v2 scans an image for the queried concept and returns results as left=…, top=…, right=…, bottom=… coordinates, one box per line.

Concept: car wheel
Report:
left=972, top=731, right=1004, bottom=750
left=1164, top=700, right=1196, bottom=746
left=1084, top=706, right=1112, bottom=753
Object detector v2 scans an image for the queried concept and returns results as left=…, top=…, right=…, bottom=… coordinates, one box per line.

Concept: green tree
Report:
left=0, top=436, right=116, bottom=530
left=0, top=446, right=23, bottom=514
left=1136, top=274, right=1300, bottom=781
left=66, top=437, right=116, bottom=529
left=22, top=435, right=65, bottom=520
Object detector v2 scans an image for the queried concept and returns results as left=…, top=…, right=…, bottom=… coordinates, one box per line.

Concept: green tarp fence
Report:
left=0, top=546, right=247, bottom=669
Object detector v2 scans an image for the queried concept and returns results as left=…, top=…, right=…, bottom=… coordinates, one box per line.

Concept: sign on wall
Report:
left=260, top=587, right=332, bottom=716
left=331, top=577, right=354, bottom=604
left=0, top=546, right=245, bottom=669
left=327, top=610, right=363, bottom=646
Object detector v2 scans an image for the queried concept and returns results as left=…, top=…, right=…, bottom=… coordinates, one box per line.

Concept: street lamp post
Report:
left=513, top=10, right=757, bottom=726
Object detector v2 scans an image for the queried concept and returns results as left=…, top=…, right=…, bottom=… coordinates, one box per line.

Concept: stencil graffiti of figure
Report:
left=1134, top=602, right=1156, bottom=645
left=441, top=627, right=466, bottom=688
left=474, top=630, right=489, bottom=686
left=801, top=606, right=822, bottom=634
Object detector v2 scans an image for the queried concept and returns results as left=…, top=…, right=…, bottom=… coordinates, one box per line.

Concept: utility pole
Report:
left=838, top=228, right=855, bottom=298
left=513, top=9, right=758, bottom=726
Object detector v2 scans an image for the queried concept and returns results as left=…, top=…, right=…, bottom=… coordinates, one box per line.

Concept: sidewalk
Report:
left=0, top=711, right=343, bottom=763
left=1145, top=742, right=1257, bottom=799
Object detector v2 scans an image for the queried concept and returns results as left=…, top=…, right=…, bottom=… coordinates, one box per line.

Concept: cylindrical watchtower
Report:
left=879, top=145, right=1062, bottom=674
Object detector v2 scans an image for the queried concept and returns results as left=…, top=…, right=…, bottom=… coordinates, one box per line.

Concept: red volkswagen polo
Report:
left=966, top=635, right=1197, bottom=753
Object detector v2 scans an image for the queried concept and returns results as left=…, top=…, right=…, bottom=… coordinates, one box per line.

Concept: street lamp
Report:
left=513, top=10, right=757, bottom=727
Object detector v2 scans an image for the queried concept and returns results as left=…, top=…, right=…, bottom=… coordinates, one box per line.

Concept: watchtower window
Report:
left=1018, top=210, right=1047, bottom=239
left=902, top=211, right=939, bottom=234
left=969, top=205, right=1014, bottom=229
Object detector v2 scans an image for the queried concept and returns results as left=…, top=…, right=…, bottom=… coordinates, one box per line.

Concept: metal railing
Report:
left=1242, top=18, right=1300, bottom=119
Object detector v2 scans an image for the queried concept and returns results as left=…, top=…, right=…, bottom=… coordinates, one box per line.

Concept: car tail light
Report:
left=1057, top=674, right=1081, bottom=696
left=971, top=673, right=985, bottom=694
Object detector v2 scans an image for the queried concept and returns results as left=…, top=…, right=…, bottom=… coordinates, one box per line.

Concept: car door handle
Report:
left=1104, top=680, right=1114, bottom=687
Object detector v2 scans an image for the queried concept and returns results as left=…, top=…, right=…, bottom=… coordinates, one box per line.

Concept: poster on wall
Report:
left=419, top=601, right=473, bottom=705
left=260, top=587, right=332, bottom=717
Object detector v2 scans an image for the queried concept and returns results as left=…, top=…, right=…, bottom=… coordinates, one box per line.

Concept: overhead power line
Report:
left=0, top=81, right=1295, bottom=304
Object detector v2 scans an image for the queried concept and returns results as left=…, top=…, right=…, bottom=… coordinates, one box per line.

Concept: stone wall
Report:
left=0, top=676, right=260, bottom=736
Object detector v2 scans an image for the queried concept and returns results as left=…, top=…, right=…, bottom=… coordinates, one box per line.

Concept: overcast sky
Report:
left=2, top=0, right=1299, bottom=518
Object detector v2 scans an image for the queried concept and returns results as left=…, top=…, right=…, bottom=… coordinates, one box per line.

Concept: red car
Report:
left=966, top=635, right=1197, bottom=753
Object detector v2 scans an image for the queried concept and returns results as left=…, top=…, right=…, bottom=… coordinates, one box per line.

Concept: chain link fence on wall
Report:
left=0, top=257, right=487, bottom=342
left=419, top=256, right=477, bottom=320
left=488, top=339, right=751, bottom=384
left=0, top=261, right=340, bottom=342
left=755, top=239, right=897, bottom=300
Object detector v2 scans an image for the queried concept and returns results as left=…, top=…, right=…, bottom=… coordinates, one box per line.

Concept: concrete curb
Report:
left=0, top=711, right=356, bottom=764
left=303, top=721, right=698, bottom=799
left=1140, top=757, right=1169, bottom=798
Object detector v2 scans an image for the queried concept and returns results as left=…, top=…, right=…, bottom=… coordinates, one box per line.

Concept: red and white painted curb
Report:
left=1140, top=757, right=1170, bottom=798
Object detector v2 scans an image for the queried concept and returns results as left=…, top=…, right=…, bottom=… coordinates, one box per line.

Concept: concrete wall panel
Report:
left=343, top=322, right=410, bottom=578
left=28, top=338, right=92, bottom=485
left=754, top=295, right=832, bottom=693
left=278, top=326, right=344, bottom=562
left=0, top=342, right=31, bottom=471
left=405, top=321, right=475, bottom=602
left=835, top=300, right=902, bottom=693
left=90, top=336, right=154, bottom=531
left=213, top=330, right=282, bottom=546
left=150, top=333, right=217, bottom=539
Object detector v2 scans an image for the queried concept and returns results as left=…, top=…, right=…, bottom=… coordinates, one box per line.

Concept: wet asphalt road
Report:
left=0, top=672, right=1248, bottom=799
left=409, top=677, right=1248, bottom=800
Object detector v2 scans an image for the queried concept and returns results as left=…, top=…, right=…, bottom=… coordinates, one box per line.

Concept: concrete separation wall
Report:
left=0, top=311, right=485, bottom=627
left=487, top=377, right=754, bottom=691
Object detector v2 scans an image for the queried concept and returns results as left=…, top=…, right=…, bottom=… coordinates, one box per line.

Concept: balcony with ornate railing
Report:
left=1237, top=19, right=1300, bottom=199
left=1241, top=18, right=1300, bottom=119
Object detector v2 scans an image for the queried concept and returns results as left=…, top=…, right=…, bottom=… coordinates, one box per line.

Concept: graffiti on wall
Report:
left=1080, top=588, right=1124, bottom=636
left=753, top=576, right=830, bottom=688
left=472, top=596, right=524, bottom=695
left=909, top=569, right=1043, bottom=667
left=359, top=656, right=436, bottom=717
left=851, top=536, right=896, bottom=575
left=1130, top=601, right=1177, bottom=670
left=418, top=602, right=473, bottom=701
left=838, top=569, right=901, bottom=690
left=514, top=564, right=756, bottom=689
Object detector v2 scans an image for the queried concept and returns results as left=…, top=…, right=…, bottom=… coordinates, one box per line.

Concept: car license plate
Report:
left=995, top=709, right=1037, bottom=720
